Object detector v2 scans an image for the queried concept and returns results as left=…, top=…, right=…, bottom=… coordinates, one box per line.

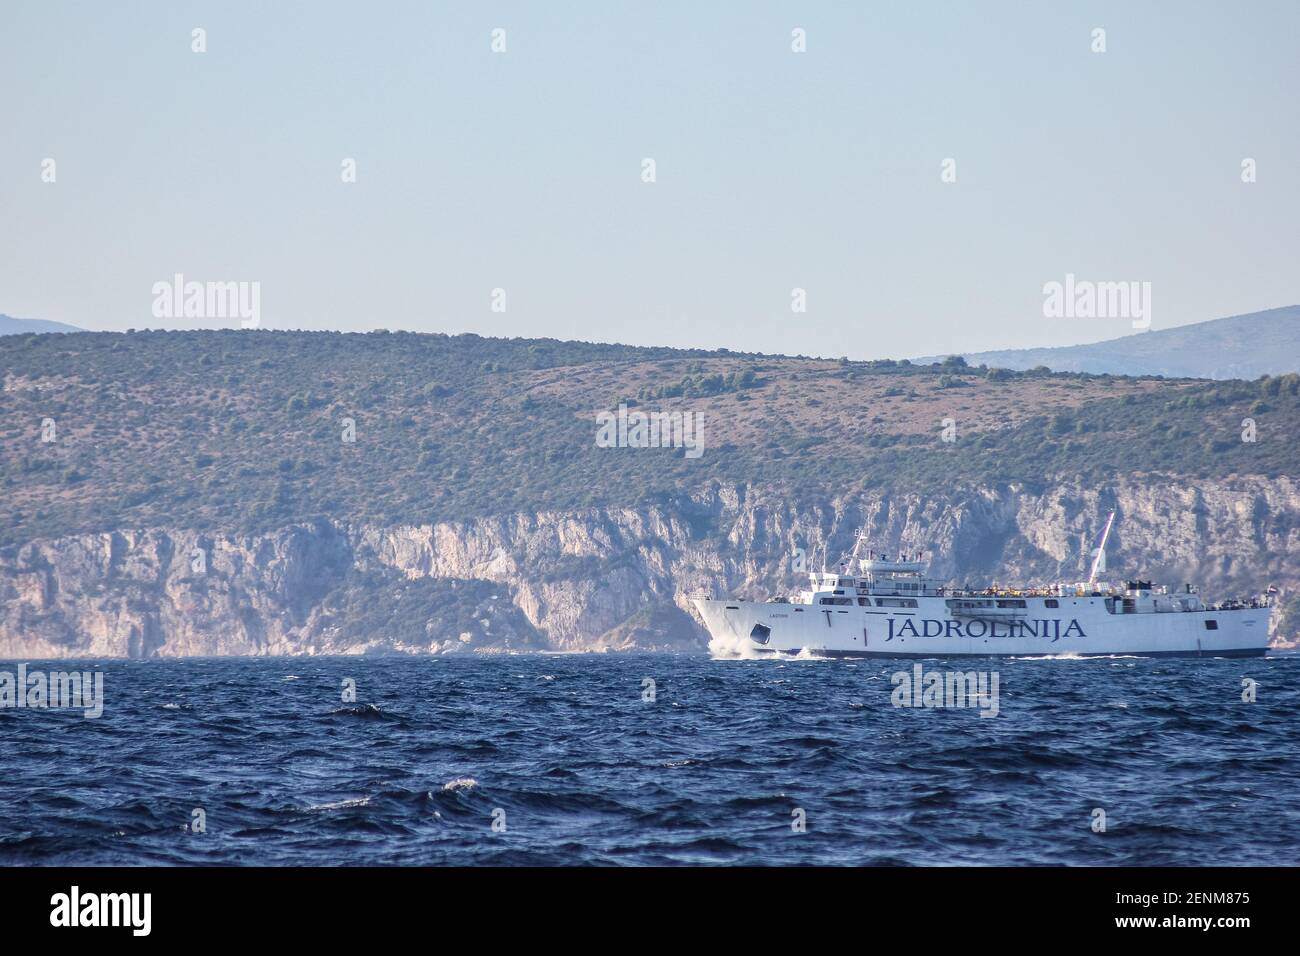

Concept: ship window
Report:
left=750, top=623, right=772, bottom=645
left=876, top=598, right=918, bottom=608
left=857, top=597, right=872, bottom=606
left=996, top=599, right=1027, bottom=609
left=1045, top=599, right=1059, bottom=608
left=832, top=590, right=845, bottom=595
left=1204, top=619, right=1218, bottom=630
left=819, top=597, right=852, bottom=606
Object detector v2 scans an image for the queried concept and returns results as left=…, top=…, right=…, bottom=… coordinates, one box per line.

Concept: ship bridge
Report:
left=802, top=537, right=942, bottom=601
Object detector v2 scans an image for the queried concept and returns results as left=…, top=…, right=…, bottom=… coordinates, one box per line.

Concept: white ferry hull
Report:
left=694, top=596, right=1270, bottom=658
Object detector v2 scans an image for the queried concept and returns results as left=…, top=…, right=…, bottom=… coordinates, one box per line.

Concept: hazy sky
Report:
left=2, top=1, right=1297, bottom=358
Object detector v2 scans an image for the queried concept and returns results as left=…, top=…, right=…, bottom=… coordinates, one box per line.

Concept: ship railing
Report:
left=1205, top=599, right=1270, bottom=611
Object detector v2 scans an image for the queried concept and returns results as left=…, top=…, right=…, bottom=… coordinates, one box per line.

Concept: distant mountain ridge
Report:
left=8, top=307, right=1297, bottom=378
left=917, top=306, right=1300, bottom=380
left=0, top=314, right=82, bottom=335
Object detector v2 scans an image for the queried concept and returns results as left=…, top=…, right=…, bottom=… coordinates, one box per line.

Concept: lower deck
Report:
left=752, top=646, right=1269, bottom=659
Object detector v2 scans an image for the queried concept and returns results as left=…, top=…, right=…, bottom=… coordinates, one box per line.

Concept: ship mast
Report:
left=1088, top=510, right=1116, bottom=586
left=851, top=528, right=870, bottom=570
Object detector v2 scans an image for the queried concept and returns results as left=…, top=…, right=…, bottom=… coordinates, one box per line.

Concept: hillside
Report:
left=919, top=305, right=1300, bottom=379
left=2, top=329, right=1299, bottom=655
left=4, top=329, right=1297, bottom=545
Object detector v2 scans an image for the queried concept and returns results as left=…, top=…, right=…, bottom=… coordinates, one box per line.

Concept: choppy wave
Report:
left=1, top=654, right=1297, bottom=865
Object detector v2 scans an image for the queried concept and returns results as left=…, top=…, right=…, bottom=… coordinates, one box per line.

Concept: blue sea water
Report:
left=1, top=653, right=1297, bottom=866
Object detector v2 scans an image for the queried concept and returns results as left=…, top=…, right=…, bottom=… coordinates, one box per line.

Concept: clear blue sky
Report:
left=2, top=1, right=1297, bottom=358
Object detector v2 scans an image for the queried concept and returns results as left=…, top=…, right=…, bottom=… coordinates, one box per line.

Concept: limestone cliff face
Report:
left=2, top=477, right=1297, bottom=657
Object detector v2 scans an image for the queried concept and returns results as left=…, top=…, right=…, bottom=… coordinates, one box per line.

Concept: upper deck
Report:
left=793, top=537, right=1268, bottom=614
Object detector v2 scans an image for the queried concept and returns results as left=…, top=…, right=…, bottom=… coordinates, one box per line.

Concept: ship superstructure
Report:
left=694, top=522, right=1271, bottom=658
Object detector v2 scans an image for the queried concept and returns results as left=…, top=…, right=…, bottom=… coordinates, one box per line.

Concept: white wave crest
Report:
left=307, top=797, right=371, bottom=812
left=708, top=633, right=764, bottom=660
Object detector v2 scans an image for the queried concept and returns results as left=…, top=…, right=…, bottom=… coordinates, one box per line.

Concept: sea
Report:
left=1, top=653, right=1297, bottom=866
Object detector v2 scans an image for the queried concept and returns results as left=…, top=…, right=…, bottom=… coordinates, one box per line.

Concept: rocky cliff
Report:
left=3, top=476, right=1296, bottom=657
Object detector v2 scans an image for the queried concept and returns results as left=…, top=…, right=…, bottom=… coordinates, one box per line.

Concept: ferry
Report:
left=694, top=520, right=1271, bottom=659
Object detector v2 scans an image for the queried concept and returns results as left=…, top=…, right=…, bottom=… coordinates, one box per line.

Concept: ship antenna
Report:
left=1088, top=510, right=1116, bottom=586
